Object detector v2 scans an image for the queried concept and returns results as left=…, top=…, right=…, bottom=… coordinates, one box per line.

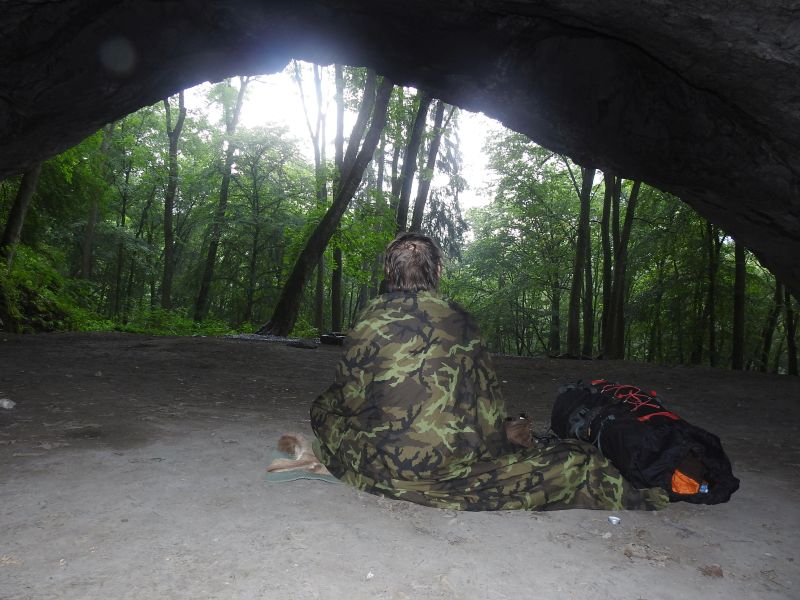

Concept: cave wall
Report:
left=1, top=0, right=798, bottom=294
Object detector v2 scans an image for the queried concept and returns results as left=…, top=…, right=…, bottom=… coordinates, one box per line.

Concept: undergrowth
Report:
left=0, top=245, right=253, bottom=336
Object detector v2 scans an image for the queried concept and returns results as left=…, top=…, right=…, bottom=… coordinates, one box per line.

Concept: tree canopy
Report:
left=0, top=62, right=796, bottom=375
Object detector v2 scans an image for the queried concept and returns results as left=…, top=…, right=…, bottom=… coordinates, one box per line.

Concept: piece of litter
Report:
left=0, top=554, right=23, bottom=566
left=0, top=398, right=15, bottom=409
left=608, top=516, right=621, bottom=525
left=366, top=571, right=374, bottom=580
left=699, top=564, right=724, bottom=578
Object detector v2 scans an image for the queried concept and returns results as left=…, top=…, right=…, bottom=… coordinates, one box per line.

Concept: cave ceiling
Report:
left=1, top=1, right=799, bottom=293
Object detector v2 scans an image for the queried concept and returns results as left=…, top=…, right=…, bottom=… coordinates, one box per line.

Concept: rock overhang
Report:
left=1, top=0, right=798, bottom=293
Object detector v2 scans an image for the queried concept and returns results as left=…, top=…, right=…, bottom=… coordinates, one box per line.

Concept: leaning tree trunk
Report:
left=395, top=90, right=432, bottom=233
left=194, top=77, right=248, bottom=322
left=0, top=162, right=42, bottom=267
left=161, top=91, right=186, bottom=310
left=731, top=241, right=747, bottom=370
left=258, top=77, right=393, bottom=336
left=759, top=278, right=784, bottom=372
left=410, top=100, right=447, bottom=232
left=609, top=180, right=641, bottom=359
left=566, top=166, right=595, bottom=357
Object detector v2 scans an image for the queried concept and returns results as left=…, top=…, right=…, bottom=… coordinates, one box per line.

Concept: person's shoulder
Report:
left=354, top=291, right=471, bottom=323
left=349, top=293, right=411, bottom=331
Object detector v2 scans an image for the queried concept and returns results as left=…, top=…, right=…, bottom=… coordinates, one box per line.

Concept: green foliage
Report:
left=115, top=308, right=237, bottom=336
left=447, top=128, right=792, bottom=370
left=289, top=316, right=319, bottom=339
left=2, top=245, right=99, bottom=332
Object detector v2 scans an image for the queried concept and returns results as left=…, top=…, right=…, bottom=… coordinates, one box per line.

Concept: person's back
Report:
left=316, top=289, right=509, bottom=480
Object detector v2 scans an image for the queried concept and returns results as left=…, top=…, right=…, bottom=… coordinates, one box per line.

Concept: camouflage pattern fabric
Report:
left=311, top=291, right=668, bottom=511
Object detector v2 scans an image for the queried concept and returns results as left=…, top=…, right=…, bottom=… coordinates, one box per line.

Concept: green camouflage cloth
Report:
left=311, top=291, right=668, bottom=511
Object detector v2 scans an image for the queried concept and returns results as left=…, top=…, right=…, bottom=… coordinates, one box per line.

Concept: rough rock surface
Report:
left=1, top=1, right=799, bottom=292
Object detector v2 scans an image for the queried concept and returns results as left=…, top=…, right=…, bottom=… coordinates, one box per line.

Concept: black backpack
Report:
left=551, top=379, right=739, bottom=504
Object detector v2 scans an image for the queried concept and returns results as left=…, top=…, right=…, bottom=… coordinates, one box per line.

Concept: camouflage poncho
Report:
left=311, top=291, right=668, bottom=511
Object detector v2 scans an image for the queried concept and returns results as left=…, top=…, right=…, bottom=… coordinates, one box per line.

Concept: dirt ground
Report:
left=1, top=332, right=798, bottom=599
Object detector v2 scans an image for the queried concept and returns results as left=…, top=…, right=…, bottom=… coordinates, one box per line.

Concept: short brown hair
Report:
left=384, top=233, right=443, bottom=293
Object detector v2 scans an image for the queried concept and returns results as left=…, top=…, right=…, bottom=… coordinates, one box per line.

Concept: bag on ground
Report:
left=550, top=379, right=739, bottom=504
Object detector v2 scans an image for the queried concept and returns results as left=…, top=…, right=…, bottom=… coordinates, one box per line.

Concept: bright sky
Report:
left=185, top=65, right=502, bottom=210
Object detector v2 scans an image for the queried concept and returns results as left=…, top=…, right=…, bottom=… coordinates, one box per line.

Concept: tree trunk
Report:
left=759, top=278, right=783, bottom=372
left=366, top=132, right=388, bottom=304
left=705, top=223, right=723, bottom=366
left=161, top=91, right=186, bottom=310
left=258, top=77, right=393, bottom=336
left=244, top=224, right=260, bottom=324
left=194, top=77, right=248, bottom=322
left=81, top=198, right=98, bottom=279
left=81, top=124, right=114, bottom=279
left=689, top=264, right=707, bottom=364
left=410, top=100, right=447, bottom=232
left=123, top=186, right=156, bottom=322
left=0, top=162, right=42, bottom=267
left=548, top=279, right=561, bottom=354
left=786, top=289, right=798, bottom=376
left=330, top=67, right=378, bottom=330
left=731, top=241, right=746, bottom=369
left=566, top=166, right=595, bottom=357
left=609, top=180, right=641, bottom=359
left=582, top=240, right=595, bottom=357
left=112, top=163, right=133, bottom=318
left=331, top=64, right=345, bottom=332
left=311, top=66, right=328, bottom=331
left=600, top=173, right=615, bottom=356
left=395, top=90, right=432, bottom=233
left=646, top=258, right=666, bottom=363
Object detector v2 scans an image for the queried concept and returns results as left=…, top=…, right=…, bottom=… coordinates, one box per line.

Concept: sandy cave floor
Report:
left=0, top=332, right=799, bottom=600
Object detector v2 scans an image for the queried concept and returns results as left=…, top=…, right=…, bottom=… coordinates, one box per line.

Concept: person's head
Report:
left=383, top=232, right=443, bottom=293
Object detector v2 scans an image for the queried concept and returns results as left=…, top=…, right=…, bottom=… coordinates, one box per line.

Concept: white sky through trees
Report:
left=184, top=63, right=502, bottom=210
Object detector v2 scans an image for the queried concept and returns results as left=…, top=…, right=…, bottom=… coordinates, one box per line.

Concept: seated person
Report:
left=311, top=232, right=667, bottom=511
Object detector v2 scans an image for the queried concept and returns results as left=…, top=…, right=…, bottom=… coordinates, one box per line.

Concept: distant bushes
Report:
left=0, top=244, right=247, bottom=336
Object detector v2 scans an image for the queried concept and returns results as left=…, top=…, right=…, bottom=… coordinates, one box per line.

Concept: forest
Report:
left=0, top=62, right=797, bottom=375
